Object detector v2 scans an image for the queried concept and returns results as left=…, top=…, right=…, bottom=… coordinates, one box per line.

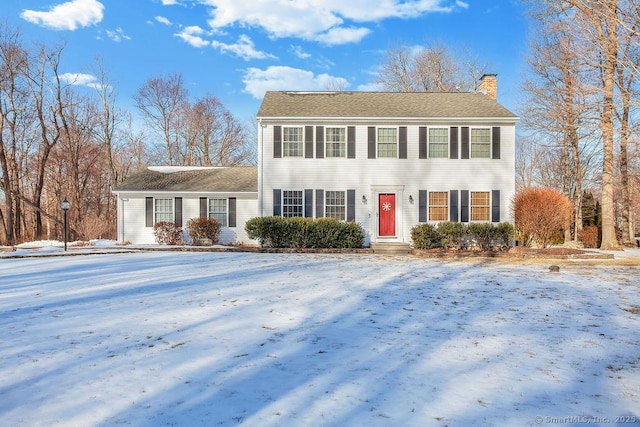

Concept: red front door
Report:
left=379, top=193, right=396, bottom=237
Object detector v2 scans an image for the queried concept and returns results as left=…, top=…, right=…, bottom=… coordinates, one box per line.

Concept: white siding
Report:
left=260, top=123, right=516, bottom=246
left=116, top=193, right=258, bottom=245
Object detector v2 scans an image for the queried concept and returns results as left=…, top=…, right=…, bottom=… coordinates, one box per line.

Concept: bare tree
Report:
left=563, top=0, right=622, bottom=250
left=0, top=24, right=29, bottom=244
left=375, top=42, right=486, bottom=92
left=522, top=6, right=599, bottom=243
left=134, top=73, right=188, bottom=165
left=614, top=2, right=640, bottom=244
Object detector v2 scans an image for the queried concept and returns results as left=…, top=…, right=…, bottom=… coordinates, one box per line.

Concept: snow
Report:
left=1, top=244, right=639, bottom=426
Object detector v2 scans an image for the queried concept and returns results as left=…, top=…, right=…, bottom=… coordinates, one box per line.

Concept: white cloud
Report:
left=315, top=27, right=371, bottom=45
left=105, top=27, right=131, bottom=42
left=161, top=0, right=180, bottom=4
left=243, top=66, right=349, bottom=99
left=155, top=16, right=172, bottom=26
left=455, top=0, right=469, bottom=8
left=211, top=35, right=276, bottom=61
left=60, top=73, right=101, bottom=89
left=174, top=26, right=210, bottom=48
left=20, top=0, right=104, bottom=31
left=201, top=0, right=452, bottom=45
left=290, top=45, right=311, bottom=60
left=357, top=81, right=384, bottom=91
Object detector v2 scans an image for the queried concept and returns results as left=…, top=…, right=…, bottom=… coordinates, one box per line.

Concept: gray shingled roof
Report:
left=113, top=167, right=257, bottom=192
left=257, top=91, right=518, bottom=119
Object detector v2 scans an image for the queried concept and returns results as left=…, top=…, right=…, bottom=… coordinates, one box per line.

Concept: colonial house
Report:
left=112, top=166, right=257, bottom=244
left=256, top=74, right=518, bottom=247
left=113, top=74, right=518, bottom=247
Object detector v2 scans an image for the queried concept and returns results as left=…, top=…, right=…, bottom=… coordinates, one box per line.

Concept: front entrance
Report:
left=378, top=193, right=396, bottom=237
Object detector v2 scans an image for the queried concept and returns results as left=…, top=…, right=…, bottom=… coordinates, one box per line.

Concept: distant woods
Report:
left=3, top=4, right=640, bottom=248
left=521, top=0, right=640, bottom=249
left=0, top=23, right=255, bottom=245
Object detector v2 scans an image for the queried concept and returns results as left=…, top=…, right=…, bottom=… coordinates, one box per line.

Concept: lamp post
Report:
left=61, top=198, right=70, bottom=251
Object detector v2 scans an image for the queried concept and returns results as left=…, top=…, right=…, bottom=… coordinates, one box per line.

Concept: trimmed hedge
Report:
left=436, top=221, right=466, bottom=249
left=411, top=222, right=514, bottom=250
left=245, top=216, right=365, bottom=248
left=410, top=224, right=442, bottom=249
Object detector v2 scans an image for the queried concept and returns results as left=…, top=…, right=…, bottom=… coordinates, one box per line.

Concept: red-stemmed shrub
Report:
left=152, top=222, right=183, bottom=245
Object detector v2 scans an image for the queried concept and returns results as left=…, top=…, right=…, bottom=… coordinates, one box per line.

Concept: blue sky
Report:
left=4, top=0, right=529, bottom=121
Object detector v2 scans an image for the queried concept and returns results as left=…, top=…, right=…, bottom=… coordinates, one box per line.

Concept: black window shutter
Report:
left=174, top=197, right=182, bottom=227
left=145, top=197, right=153, bottom=227
left=305, top=189, right=313, bottom=218
left=316, top=189, right=324, bottom=218
left=450, top=190, right=459, bottom=222
left=460, top=190, right=469, bottom=223
left=399, top=126, right=407, bottom=159
left=199, top=197, right=207, bottom=217
left=419, top=190, right=427, bottom=222
left=492, top=127, right=501, bottom=159
left=347, top=189, right=356, bottom=221
left=316, top=126, right=324, bottom=159
left=419, top=127, right=427, bottom=159
left=347, top=126, right=356, bottom=159
left=368, top=126, right=376, bottom=159
left=273, top=189, right=281, bottom=216
left=450, top=127, right=459, bottom=159
left=228, top=197, right=237, bottom=227
left=492, top=190, right=501, bottom=222
left=273, top=126, right=282, bottom=158
left=305, top=126, right=314, bottom=158
left=461, top=127, right=469, bottom=159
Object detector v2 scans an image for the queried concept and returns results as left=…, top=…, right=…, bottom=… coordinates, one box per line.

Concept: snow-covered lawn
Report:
left=1, top=251, right=639, bottom=426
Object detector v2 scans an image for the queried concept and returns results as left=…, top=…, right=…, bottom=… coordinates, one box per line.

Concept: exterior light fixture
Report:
left=61, top=198, right=70, bottom=251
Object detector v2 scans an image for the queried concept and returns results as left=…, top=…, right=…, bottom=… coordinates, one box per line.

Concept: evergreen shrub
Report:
left=436, top=221, right=466, bottom=249
left=245, top=216, right=364, bottom=248
left=410, top=223, right=442, bottom=249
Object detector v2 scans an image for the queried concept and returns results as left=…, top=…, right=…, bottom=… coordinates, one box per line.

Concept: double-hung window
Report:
left=325, top=191, right=346, bottom=220
left=377, top=127, right=397, bottom=158
left=428, top=128, right=449, bottom=158
left=428, top=192, right=448, bottom=221
left=154, top=198, right=173, bottom=224
left=471, top=128, right=491, bottom=158
left=283, top=127, right=303, bottom=157
left=283, top=190, right=303, bottom=217
left=326, top=127, right=346, bottom=157
left=470, top=191, right=490, bottom=221
left=209, top=198, right=228, bottom=226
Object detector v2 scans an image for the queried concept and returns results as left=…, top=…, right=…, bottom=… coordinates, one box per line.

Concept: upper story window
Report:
left=208, top=198, right=228, bottom=227
left=428, top=191, right=448, bottom=221
left=428, top=128, right=449, bottom=158
left=326, top=127, right=346, bottom=157
left=470, top=191, right=490, bottom=221
left=325, top=191, right=346, bottom=220
left=154, top=198, right=173, bottom=223
left=283, top=190, right=303, bottom=217
left=471, top=128, right=491, bottom=158
left=283, top=127, right=304, bottom=157
left=377, top=127, right=397, bottom=158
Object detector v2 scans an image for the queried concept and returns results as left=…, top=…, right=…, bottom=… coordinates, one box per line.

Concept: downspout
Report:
left=257, top=118, right=264, bottom=217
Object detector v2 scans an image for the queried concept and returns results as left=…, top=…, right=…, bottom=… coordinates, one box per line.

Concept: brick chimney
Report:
left=478, top=74, right=497, bottom=100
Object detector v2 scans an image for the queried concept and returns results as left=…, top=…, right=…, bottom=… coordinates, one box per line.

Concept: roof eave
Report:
left=257, top=116, right=519, bottom=123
